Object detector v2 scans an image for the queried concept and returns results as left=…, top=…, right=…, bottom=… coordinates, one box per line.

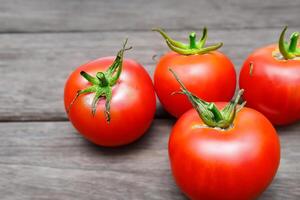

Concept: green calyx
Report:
left=152, top=27, right=223, bottom=55
left=169, top=68, right=246, bottom=129
left=67, top=39, right=132, bottom=123
left=278, top=26, right=300, bottom=60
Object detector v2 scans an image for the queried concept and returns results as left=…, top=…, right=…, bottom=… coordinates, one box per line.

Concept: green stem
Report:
left=152, top=28, right=188, bottom=49
left=278, top=26, right=300, bottom=60
left=153, top=27, right=222, bottom=55
left=166, top=40, right=223, bottom=55
left=96, top=72, right=109, bottom=87
left=67, top=39, right=131, bottom=123
left=207, top=103, right=223, bottom=121
left=289, top=32, right=299, bottom=52
left=197, top=27, right=207, bottom=48
left=234, top=89, right=244, bottom=106
left=80, top=71, right=100, bottom=85
left=189, top=32, right=197, bottom=49
left=169, top=68, right=245, bottom=129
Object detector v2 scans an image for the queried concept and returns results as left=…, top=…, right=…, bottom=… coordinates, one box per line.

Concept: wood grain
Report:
left=0, top=120, right=299, bottom=200
left=1, top=27, right=300, bottom=121
left=0, top=0, right=299, bottom=33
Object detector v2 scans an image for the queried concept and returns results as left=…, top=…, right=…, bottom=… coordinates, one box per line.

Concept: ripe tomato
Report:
left=64, top=41, right=156, bottom=147
left=168, top=70, right=280, bottom=200
left=153, top=27, right=236, bottom=118
left=239, top=27, right=300, bottom=125
left=169, top=107, right=280, bottom=200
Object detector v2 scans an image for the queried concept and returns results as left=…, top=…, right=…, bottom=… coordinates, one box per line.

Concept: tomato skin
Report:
left=154, top=51, right=236, bottom=118
left=239, top=44, right=300, bottom=125
left=64, top=57, right=156, bottom=147
left=169, top=104, right=280, bottom=200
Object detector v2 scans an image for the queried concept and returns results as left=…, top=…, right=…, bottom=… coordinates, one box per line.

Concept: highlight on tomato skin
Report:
left=239, top=26, right=300, bottom=125
left=168, top=69, right=281, bottom=200
left=152, top=27, right=236, bottom=118
left=64, top=40, right=156, bottom=147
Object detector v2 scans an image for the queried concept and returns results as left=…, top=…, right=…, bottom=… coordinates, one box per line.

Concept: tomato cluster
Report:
left=64, top=27, right=300, bottom=199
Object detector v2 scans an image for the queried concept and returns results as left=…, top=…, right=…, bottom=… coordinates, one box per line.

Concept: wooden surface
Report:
left=0, top=0, right=299, bottom=199
left=0, top=120, right=299, bottom=200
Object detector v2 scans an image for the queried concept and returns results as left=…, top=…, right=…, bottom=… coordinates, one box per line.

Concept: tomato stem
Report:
left=189, top=32, right=197, bottom=49
left=96, top=72, right=109, bottom=87
left=197, top=27, right=207, bottom=48
left=169, top=68, right=245, bottom=129
left=67, top=39, right=131, bottom=123
left=80, top=71, right=99, bottom=85
left=153, top=27, right=222, bottom=55
left=289, top=32, right=299, bottom=52
left=278, top=26, right=300, bottom=60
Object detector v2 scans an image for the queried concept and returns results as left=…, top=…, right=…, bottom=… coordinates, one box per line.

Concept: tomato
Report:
left=153, top=27, right=236, bottom=118
left=169, top=107, right=280, bottom=200
left=239, top=27, right=300, bottom=125
left=64, top=41, right=156, bottom=147
left=168, top=70, right=280, bottom=200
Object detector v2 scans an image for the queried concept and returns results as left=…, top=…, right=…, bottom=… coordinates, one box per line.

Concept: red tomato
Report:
left=64, top=42, right=156, bottom=147
left=155, top=52, right=236, bottom=117
left=169, top=105, right=280, bottom=200
left=239, top=27, right=300, bottom=125
left=168, top=70, right=280, bottom=200
left=153, top=28, right=236, bottom=118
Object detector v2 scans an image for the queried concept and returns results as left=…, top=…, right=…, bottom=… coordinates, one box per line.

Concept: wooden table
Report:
left=0, top=0, right=299, bottom=199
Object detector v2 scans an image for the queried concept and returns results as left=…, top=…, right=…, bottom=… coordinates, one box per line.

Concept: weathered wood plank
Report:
left=1, top=27, right=300, bottom=121
left=0, top=0, right=299, bottom=33
left=0, top=120, right=299, bottom=199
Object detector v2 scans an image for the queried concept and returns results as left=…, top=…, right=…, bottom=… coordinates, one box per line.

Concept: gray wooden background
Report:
left=0, top=0, right=299, bottom=199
